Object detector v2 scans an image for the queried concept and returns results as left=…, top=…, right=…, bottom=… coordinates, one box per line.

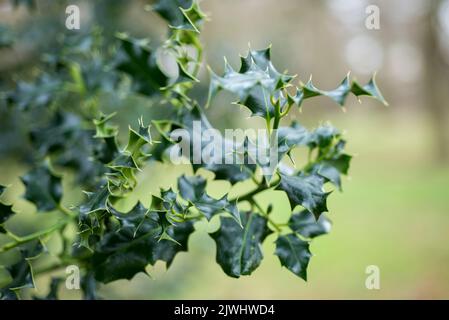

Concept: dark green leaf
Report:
left=7, top=74, right=61, bottom=111
left=275, top=233, right=311, bottom=280
left=149, top=219, right=195, bottom=267
left=153, top=0, right=192, bottom=28
left=314, top=154, right=352, bottom=190
left=0, top=242, right=43, bottom=299
left=0, top=202, right=14, bottom=226
left=276, top=173, right=330, bottom=219
left=178, top=175, right=241, bottom=225
left=208, top=47, right=293, bottom=119
left=20, top=163, right=62, bottom=212
left=81, top=272, right=100, bottom=300
left=291, top=74, right=388, bottom=108
left=92, top=216, right=194, bottom=283
left=276, top=121, right=310, bottom=160
left=289, top=210, right=331, bottom=238
left=351, top=75, right=388, bottom=106
left=116, top=34, right=169, bottom=96
left=210, top=213, right=271, bottom=278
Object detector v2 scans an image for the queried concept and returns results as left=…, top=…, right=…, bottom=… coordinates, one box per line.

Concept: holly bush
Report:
left=0, top=0, right=386, bottom=299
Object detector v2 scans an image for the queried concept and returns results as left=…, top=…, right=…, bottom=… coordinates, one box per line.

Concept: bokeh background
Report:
left=1, top=0, right=449, bottom=299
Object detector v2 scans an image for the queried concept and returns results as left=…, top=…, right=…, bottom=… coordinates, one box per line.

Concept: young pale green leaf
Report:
left=30, top=112, right=104, bottom=188
left=275, top=233, right=311, bottom=280
left=289, top=210, right=332, bottom=239
left=276, top=173, right=330, bottom=220
left=20, top=163, right=62, bottom=212
left=93, top=112, right=118, bottom=139
left=210, top=213, right=271, bottom=278
left=171, top=1, right=207, bottom=33
left=149, top=219, right=195, bottom=267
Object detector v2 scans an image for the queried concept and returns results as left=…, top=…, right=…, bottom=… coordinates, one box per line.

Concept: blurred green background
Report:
left=1, top=0, right=449, bottom=299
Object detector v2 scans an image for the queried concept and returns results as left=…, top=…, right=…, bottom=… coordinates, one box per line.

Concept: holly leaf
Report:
left=276, top=121, right=310, bottom=162
left=79, top=185, right=109, bottom=217
left=163, top=103, right=256, bottom=184
left=0, top=185, right=15, bottom=230
left=178, top=175, right=241, bottom=225
left=291, top=74, right=388, bottom=108
left=275, top=233, right=311, bottom=280
left=351, top=75, right=388, bottom=106
left=210, top=213, right=271, bottom=278
left=149, top=219, right=195, bottom=267
left=153, top=0, right=193, bottom=28
left=0, top=242, right=44, bottom=299
left=314, top=154, right=352, bottom=190
left=109, top=201, right=152, bottom=235
left=91, top=224, right=161, bottom=283
left=0, top=203, right=14, bottom=232
left=20, top=163, right=62, bottom=212
left=307, top=125, right=340, bottom=150
left=91, top=216, right=194, bottom=283
left=116, top=34, right=169, bottom=96
left=289, top=210, right=331, bottom=239
left=207, top=47, right=293, bottom=119
left=7, top=73, right=61, bottom=111
left=276, top=173, right=330, bottom=220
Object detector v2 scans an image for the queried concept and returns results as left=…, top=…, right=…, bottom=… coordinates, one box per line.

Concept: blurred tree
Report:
left=425, top=0, right=449, bottom=162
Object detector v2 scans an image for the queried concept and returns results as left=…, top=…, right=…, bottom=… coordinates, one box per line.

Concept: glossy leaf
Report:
left=210, top=213, right=271, bottom=278
left=208, top=47, right=293, bottom=119
left=178, top=175, right=241, bottom=225
left=116, top=34, right=169, bottom=96
left=289, top=210, right=331, bottom=239
left=275, top=233, right=311, bottom=280
left=276, top=173, right=330, bottom=220
left=20, top=163, right=62, bottom=212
